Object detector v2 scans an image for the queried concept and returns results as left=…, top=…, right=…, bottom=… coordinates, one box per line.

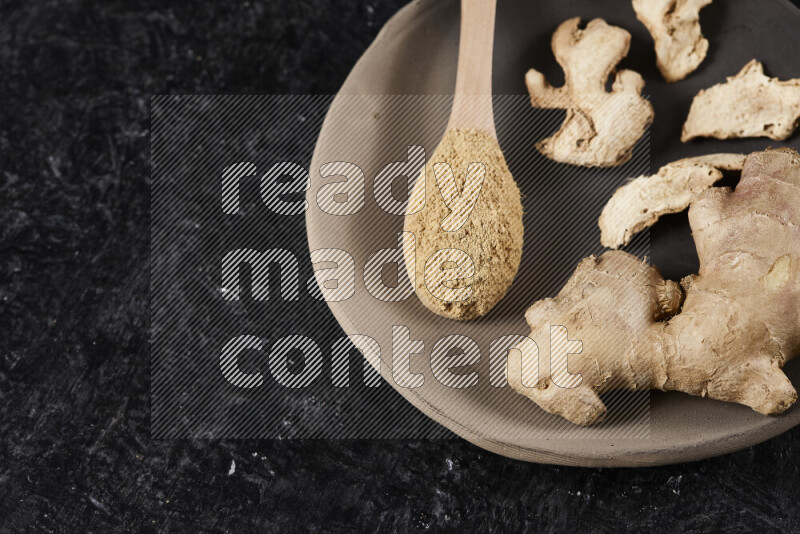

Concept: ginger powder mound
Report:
left=402, top=128, right=524, bottom=320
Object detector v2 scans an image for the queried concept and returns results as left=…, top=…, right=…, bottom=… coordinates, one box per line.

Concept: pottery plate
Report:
left=306, top=0, right=800, bottom=466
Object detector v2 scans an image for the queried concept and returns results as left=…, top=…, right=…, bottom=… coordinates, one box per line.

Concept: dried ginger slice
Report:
left=682, top=60, right=800, bottom=142
left=525, top=18, right=654, bottom=167
left=599, top=153, right=745, bottom=249
left=632, top=0, right=712, bottom=82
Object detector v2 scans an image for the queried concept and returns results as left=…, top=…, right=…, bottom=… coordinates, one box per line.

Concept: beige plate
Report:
left=306, top=0, right=800, bottom=466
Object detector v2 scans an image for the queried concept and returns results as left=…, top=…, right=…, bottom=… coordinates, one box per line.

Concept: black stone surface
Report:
left=2, top=0, right=800, bottom=531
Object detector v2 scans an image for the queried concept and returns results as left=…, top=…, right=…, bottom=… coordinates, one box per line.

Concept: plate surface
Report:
left=306, top=0, right=800, bottom=466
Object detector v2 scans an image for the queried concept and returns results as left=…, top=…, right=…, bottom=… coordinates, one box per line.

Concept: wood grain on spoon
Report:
left=448, top=0, right=498, bottom=136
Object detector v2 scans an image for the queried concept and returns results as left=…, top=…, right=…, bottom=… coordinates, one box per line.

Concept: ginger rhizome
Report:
left=509, top=148, right=800, bottom=425
left=525, top=18, right=654, bottom=167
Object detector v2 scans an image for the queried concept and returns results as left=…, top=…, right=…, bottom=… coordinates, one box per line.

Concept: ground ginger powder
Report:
left=403, top=128, right=524, bottom=320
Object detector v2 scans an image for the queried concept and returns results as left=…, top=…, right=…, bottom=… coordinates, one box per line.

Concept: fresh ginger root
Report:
left=509, top=148, right=800, bottom=425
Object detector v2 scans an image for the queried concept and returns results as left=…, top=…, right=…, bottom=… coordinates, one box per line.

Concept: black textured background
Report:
left=2, top=0, right=800, bottom=531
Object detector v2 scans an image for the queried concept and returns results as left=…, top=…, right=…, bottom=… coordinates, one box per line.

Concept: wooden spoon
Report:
left=402, top=0, right=524, bottom=321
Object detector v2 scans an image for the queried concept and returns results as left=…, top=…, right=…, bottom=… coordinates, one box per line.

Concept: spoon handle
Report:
left=448, top=0, right=498, bottom=136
